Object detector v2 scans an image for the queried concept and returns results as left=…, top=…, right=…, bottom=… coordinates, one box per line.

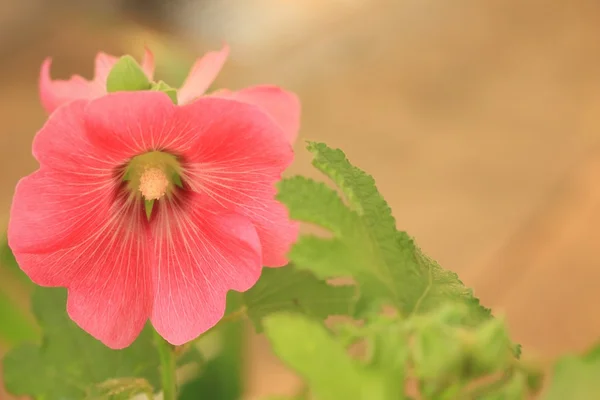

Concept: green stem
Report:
left=153, top=328, right=177, bottom=400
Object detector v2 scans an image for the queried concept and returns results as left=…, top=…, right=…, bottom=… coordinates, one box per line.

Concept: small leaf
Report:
left=470, top=318, right=513, bottom=374
left=412, top=316, right=465, bottom=381
left=106, top=55, right=152, bottom=93
left=543, top=341, right=600, bottom=400
left=2, top=287, right=160, bottom=399
left=151, top=80, right=178, bottom=104
left=243, top=266, right=357, bottom=332
left=263, top=313, right=371, bottom=400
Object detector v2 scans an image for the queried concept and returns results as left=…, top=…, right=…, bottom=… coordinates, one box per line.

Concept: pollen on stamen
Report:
left=138, top=167, right=170, bottom=200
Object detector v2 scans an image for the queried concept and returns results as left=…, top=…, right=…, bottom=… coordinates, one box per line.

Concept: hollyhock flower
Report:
left=8, top=91, right=298, bottom=349
left=40, top=45, right=300, bottom=143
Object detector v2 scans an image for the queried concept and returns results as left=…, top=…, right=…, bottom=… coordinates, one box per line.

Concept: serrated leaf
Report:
left=106, top=55, right=152, bottom=93
left=543, top=341, right=600, bottom=400
left=263, top=313, right=377, bottom=400
left=2, top=287, right=160, bottom=399
left=243, top=266, right=357, bottom=332
left=277, top=142, right=492, bottom=326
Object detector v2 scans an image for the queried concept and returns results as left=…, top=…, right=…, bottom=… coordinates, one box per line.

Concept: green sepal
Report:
left=172, top=172, right=183, bottom=188
left=145, top=200, right=154, bottom=221
left=106, top=55, right=152, bottom=93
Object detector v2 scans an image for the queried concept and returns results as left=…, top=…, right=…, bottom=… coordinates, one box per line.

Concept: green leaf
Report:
left=106, top=55, right=152, bottom=93
left=543, top=341, right=600, bottom=400
left=278, top=142, right=492, bottom=325
left=2, top=287, right=160, bottom=399
left=151, top=80, right=178, bottom=104
left=264, top=313, right=384, bottom=400
left=243, top=266, right=357, bottom=332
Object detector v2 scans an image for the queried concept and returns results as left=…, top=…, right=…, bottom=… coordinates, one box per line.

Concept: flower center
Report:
left=123, top=150, right=183, bottom=201
left=138, top=167, right=170, bottom=200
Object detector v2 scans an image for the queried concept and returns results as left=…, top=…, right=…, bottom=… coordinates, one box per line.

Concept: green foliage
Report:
left=264, top=313, right=387, bottom=400
left=277, top=142, right=491, bottom=324
left=543, top=341, right=600, bottom=400
left=242, top=266, right=357, bottom=332
left=106, top=55, right=152, bottom=93
left=264, top=142, right=536, bottom=399
left=264, top=305, right=537, bottom=400
left=2, top=287, right=160, bottom=399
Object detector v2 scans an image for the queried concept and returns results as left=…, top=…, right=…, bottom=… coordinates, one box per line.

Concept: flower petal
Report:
left=238, top=188, right=299, bottom=267
left=17, top=197, right=152, bottom=349
left=66, top=198, right=151, bottom=349
left=177, top=44, right=229, bottom=105
left=141, top=47, right=155, bottom=80
left=39, top=58, right=102, bottom=113
left=93, top=52, right=120, bottom=85
left=150, top=195, right=262, bottom=345
left=211, top=85, right=301, bottom=144
left=9, top=101, right=116, bottom=254
left=84, top=91, right=180, bottom=162
left=177, top=97, right=297, bottom=266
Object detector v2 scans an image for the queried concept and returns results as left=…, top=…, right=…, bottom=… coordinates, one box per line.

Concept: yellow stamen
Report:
left=138, top=167, right=169, bottom=200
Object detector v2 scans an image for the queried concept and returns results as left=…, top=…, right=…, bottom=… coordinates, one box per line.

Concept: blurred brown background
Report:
left=1, top=0, right=600, bottom=398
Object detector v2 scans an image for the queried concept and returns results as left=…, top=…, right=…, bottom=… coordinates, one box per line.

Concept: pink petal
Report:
left=177, top=97, right=297, bottom=266
left=18, top=197, right=152, bottom=349
left=150, top=195, right=262, bottom=345
left=39, top=58, right=102, bottom=113
left=177, top=44, right=229, bottom=105
left=93, top=52, right=120, bottom=85
left=211, top=85, right=301, bottom=144
left=239, top=187, right=299, bottom=267
left=9, top=101, right=116, bottom=255
left=66, top=198, right=151, bottom=349
left=141, top=47, right=155, bottom=80
left=84, top=91, right=179, bottom=163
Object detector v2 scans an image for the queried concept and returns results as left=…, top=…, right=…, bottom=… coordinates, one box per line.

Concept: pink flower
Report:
left=40, top=45, right=300, bottom=144
left=8, top=91, right=298, bottom=349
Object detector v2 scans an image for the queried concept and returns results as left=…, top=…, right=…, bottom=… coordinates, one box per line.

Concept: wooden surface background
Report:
left=1, top=0, right=600, bottom=398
